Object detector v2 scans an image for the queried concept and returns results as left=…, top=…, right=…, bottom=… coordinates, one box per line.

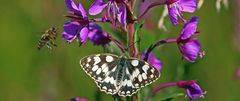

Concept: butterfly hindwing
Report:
left=80, top=54, right=119, bottom=82
left=127, top=59, right=160, bottom=88
left=117, top=67, right=139, bottom=96
left=95, top=72, right=118, bottom=95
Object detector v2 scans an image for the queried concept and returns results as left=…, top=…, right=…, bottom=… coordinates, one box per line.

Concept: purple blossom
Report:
left=141, top=51, right=162, bottom=71
left=177, top=80, right=206, bottom=100
left=89, top=0, right=127, bottom=26
left=70, top=97, right=89, bottom=101
left=235, top=67, right=240, bottom=79
left=177, top=16, right=204, bottom=62
left=62, top=0, right=89, bottom=45
left=165, top=0, right=197, bottom=25
left=88, top=23, right=111, bottom=45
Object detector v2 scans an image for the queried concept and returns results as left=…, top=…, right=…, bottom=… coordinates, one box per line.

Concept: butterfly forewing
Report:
left=80, top=54, right=119, bottom=82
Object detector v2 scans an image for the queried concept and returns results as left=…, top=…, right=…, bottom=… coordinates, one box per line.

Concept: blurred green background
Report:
left=0, top=0, right=240, bottom=101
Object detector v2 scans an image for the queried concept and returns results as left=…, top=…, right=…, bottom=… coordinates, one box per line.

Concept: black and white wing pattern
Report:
left=80, top=54, right=161, bottom=97
left=117, top=59, right=160, bottom=96
left=80, top=54, right=118, bottom=82
left=127, top=59, right=160, bottom=88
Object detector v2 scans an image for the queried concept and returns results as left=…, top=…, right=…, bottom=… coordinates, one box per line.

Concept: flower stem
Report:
left=104, top=33, right=127, bottom=53
left=144, top=38, right=177, bottom=61
left=132, top=0, right=137, bottom=10
left=137, top=1, right=166, bottom=20
left=146, top=82, right=177, bottom=101
left=113, top=95, right=123, bottom=101
left=128, top=23, right=136, bottom=57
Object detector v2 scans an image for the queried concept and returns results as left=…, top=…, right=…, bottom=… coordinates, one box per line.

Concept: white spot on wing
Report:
left=102, top=66, right=109, bottom=73
left=131, top=60, right=139, bottom=66
left=96, top=68, right=102, bottom=75
left=92, top=65, right=98, bottom=71
left=122, top=79, right=128, bottom=86
left=133, top=69, right=140, bottom=78
left=151, top=68, right=155, bottom=73
left=143, top=65, right=149, bottom=73
left=98, top=77, right=102, bottom=80
left=87, top=57, right=91, bottom=62
left=105, top=77, right=110, bottom=83
left=142, top=73, right=147, bottom=80
left=150, top=74, right=154, bottom=78
left=103, top=86, right=107, bottom=90
left=138, top=75, right=142, bottom=82
left=93, top=56, right=101, bottom=65
left=106, top=56, right=114, bottom=62
left=108, top=89, right=112, bottom=92
left=110, top=77, right=115, bottom=85
left=101, top=63, right=107, bottom=69
left=126, top=91, right=130, bottom=94
left=127, top=80, right=132, bottom=87
left=122, top=91, right=125, bottom=94
left=135, top=83, right=139, bottom=87
left=111, top=66, right=117, bottom=72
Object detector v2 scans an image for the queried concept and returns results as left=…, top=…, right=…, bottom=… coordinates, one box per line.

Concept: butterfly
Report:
left=79, top=53, right=160, bottom=96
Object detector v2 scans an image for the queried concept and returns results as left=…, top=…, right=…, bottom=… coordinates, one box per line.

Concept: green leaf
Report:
left=134, top=21, right=144, bottom=54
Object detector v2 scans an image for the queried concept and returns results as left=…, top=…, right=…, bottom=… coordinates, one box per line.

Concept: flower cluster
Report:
left=61, top=0, right=206, bottom=100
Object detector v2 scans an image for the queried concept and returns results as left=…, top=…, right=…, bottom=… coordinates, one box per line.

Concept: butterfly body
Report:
left=80, top=53, right=160, bottom=96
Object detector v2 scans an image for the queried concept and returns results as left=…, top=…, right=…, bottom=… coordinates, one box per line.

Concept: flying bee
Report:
left=37, top=27, right=57, bottom=50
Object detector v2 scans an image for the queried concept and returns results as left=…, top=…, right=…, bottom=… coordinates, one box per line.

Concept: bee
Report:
left=37, top=27, right=57, bottom=50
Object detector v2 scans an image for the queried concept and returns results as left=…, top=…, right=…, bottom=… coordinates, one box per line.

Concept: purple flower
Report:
left=62, top=0, right=89, bottom=45
left=141, top=51, right=162, bottom=71
left=177, top=80, right=206, bottom=100
left=70, top=97, right=89, bottom=101
left=88, top=23, right=111, bottom=45
left=177, top=16, right=204, bottom=62
left=235, top=67, right=240, bottom=79
left=89, top=0, right=127, bottom=26
left=165, top=0, right=197, bottom=25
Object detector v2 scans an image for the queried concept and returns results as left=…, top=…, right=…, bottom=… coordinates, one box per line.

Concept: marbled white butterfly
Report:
left=79, top=53, right=160, bottom=96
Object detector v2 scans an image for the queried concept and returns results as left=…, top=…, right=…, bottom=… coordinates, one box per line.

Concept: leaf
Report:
left=134, top=21, right=144, bottom=54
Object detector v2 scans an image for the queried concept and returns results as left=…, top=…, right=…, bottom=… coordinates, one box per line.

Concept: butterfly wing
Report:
left=80, top=53, right=119, bottom=82
left=95, top=71, right=119, bottom=95
left=117, top=66, right=140, bottom=96
left=128, top=59, right=160, bottom=88
left=117, top=59, right=160, bottom=96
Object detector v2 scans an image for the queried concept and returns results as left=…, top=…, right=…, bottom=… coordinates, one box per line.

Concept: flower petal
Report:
left=77, top=2, right=87, bottom=18
left=65, top=0, right=81, bottom=14
left=141, top=51, right=162, bottom=71
left=179, top=0, right=197, bottom=13
left=117, top=6, right=127, bottom=27
left=178, top=39, right=201, bottom=62
left=177, top=80, right=206, bottom=100
left=186, top=83, right=205, bottom=100
left=62, top=21, right=80, bottom=42
left=89, top=0, right=107, bottom=15
left=88, top=23, right=110, bottom=45
left=180, top=16, right=198, bottom=40
left=78, top=26, right=89, bottom=45
left=70, top=97, right=89, bottom=101
left=168, top=6, right=180, bottom=25
left=65, top=0, right=87, bottom=18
